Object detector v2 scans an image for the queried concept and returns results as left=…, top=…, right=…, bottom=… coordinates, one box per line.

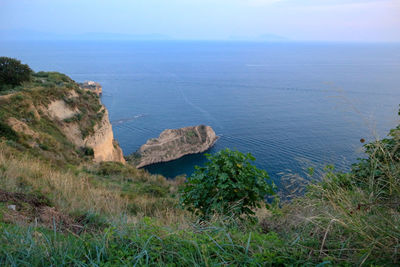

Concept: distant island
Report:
left=127, top=125, right=218, bottom=168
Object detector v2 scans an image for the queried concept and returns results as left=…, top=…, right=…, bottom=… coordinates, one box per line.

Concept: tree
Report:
left=0, top=57, right=32, bottom=88
left=180, top=148, right=275, bottom=220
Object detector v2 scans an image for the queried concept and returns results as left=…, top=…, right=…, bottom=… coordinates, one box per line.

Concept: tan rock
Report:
left=85, top=109, right=125, bottom=163
left=0, top=93, right=15, bottom=102
left=45, top=90, right=125, bottom=164
left=62, top=123, right=85, bottom=147
left=135, top=125, right=218, bottom=168
left=7, top=117, right=39, bottom=139
left=47, top=100, right=78, bottom=120
left=28, top=104, right=41, bottom=121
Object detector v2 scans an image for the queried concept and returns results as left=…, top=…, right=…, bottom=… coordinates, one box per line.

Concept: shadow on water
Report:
left=143, top=148, right=218, bottom=178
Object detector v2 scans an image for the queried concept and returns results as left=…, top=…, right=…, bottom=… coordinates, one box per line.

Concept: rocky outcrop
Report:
left=46, top=92, right=125, bottom=164
left=7, top=117, right=39, bottom=147
left=78, top=81, right=102, bottom=96
left=85, top=109, right=125, bottom=163
left=133, top=125, right=218, bottom=168
left=47, top=100, right=79, bottom=120
left=7, top=117, right=39, bottom=139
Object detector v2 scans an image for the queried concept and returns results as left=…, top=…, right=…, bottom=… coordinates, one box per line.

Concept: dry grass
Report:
left=262, top=134, right=400, bottom=265
left=0, top=141, right=190, bottom=227
left=0, top=142, right=129, bottom=217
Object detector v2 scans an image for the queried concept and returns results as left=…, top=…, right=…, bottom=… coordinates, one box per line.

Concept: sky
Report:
left=0, top=0, right=399, bottom=42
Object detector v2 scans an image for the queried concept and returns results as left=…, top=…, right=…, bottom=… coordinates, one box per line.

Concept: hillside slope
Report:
left=0, top=72, right=124, bottom=165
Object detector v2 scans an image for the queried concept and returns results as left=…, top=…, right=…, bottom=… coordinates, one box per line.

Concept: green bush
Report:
left=351, top=108, right=400, bottom=200
left=0, top=120, right=18, bottom=141
left=83, top=146, right=94, bottom=156
left=96, top=161, right=131, bottom=176
left=180, top=149, right=275, bottom=220
left=32, top=71, right=49, bottom=78
left=0, top=57, right=32, bottom=88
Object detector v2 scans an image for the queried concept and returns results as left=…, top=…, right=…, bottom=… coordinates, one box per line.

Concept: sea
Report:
left=1, top=41, right=399, bottom=192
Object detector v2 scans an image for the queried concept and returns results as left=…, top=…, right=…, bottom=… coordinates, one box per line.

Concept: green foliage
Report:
left=95, top=161, right=131, bottom=176
left=75, top=211, right=110, bottom=231
left=0, top=221, right=290, bottom=266
left=185, top=130, right=197, bottom=138
left=0, top=57, right=32, bottom=88
left=32, top=71, right=49, bottom=78
left=180, top=149, right=275, bottom=220
left=0, top=120, right=18, bottom=141
left=83, top=146, right=94, bottom=156
left=63, top=113, right=83, bottom=123
left=351, top=122, right=400, bottom=200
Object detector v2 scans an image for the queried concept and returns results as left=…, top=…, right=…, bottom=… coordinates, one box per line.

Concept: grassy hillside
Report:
left=1, top=69, right=399, bottom=266
left=0, top=71, right=105, bottom=165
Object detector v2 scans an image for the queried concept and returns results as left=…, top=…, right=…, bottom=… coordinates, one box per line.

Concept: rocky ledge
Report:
left=130, top=125, right=218, bottom=168
left=78, top=81, right=102, bottom=96
left=46, top=93, right=124, bottom=164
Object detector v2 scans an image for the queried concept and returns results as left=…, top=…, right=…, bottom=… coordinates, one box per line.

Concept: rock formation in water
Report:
left=131, top=125, right=218, bottom=168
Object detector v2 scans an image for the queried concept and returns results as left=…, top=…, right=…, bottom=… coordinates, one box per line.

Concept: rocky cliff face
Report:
left=85, top=109, right=125, bottom=163
left=133, top=125, right=218, bottom=168
left=46, top=98, right=125, bottom=164
left=1, top=73, right=124, bottom=165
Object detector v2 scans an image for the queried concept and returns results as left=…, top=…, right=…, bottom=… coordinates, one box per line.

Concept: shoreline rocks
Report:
left=129, top=125, right=218, bottom=168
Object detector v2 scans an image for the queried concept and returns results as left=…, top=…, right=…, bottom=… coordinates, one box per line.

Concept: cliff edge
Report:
left=0, top=72, right=124, bottom=164
left=131, top=125, right=218, bottom=168
left=48, top=101, right=125, bottom=163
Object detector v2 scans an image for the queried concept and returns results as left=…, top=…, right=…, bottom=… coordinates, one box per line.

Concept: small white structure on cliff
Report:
left=79, top=81, right=102, bottom=96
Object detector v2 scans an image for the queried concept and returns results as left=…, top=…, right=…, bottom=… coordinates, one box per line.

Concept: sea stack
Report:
left=130, top=125, right=218, bottom=168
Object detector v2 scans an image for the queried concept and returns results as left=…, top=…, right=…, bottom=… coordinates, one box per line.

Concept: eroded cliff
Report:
left=0, top=72, right=125, bottom=164
left=46, top=100, right=125, bottom=163
left=131, top=125, right=218, bottom=168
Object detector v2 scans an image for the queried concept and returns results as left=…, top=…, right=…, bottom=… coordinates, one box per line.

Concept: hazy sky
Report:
left=1, top=0, right=399, bottom=42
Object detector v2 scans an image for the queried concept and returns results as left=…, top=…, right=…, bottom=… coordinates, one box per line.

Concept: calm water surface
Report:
left=1, top=41, right=399, bottom=190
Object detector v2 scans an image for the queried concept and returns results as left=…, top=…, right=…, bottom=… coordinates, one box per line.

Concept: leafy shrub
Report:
left=32, top=71, right=49, bottom=78
left=75, top=211, right=109, bottom=231
left=0, top=57, right=32, bottom=88
left=83, top=146, right=94, bottom=156
left=0, top=120, right=18, bottom=141
left=180, top=149, right=275, bottom=220
left=351, top=109, right=400, bottom=200
left=38, top=143, right=49, bottom=151
left=139, top=183, right=168, bottom=197
left=63, top=113, right=82, bottom=123
left=96, top=161, right=131, bottom=176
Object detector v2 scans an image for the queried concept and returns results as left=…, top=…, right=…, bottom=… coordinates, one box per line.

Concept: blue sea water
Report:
left=1, top=41, right=399, bottom=188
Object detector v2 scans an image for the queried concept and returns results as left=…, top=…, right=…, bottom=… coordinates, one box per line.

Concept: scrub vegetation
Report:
left=0, top=57, right=32, bottom=90
left=0, top=67, right=107, bottom=165
left=0, top=61, right=399, bottom=266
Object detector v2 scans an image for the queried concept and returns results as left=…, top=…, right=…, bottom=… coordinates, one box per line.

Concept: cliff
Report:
left=0, top=72, right=124, bottom=164
left=47, top=100, right=125, bottom=163
left=131, top=125, right=218, bottom=168
left=85, top=108, right=125, bottom=163
left=78, top=81, right=102, bottom=96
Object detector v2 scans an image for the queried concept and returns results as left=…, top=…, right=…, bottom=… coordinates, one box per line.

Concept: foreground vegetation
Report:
left=0, top=61, right=399, bottom=265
